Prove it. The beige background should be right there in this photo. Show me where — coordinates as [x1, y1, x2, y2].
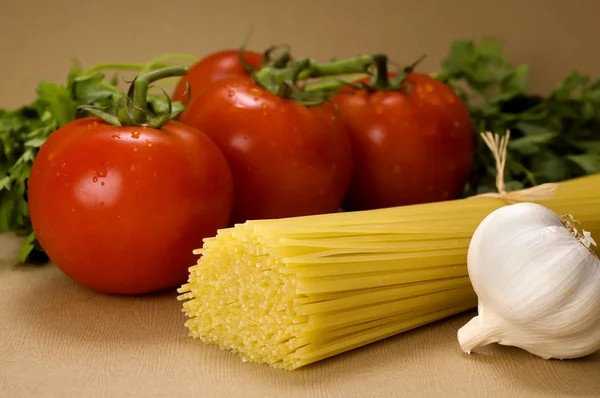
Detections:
[2, 1, 600, 397]
[1, 0, 600, 109]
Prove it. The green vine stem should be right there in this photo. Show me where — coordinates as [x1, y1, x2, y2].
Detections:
[250, 54, 383, 106]
[241, 51, 425, 106]
[253, 54, 378, 89]
[79, 66, 188, 129]
[302, 54, 428, 95]
[84, 53, 198, 76]
[302, 73, 370, 93]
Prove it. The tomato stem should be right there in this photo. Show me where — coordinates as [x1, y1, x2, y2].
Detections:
[268, 50, 293, 69]
[306, 54, 428, 95]
[302, 74, 369, 93]
[274, 58, 311, 97]
[130, 66, 187, 123]
[250, 54, 380, 107]
[372, 54, 428, 92]
[78, 66, 189, 128]
[372, 54, 391, 89]
[253, 54, 377, 89]
[299, 55, 378, 79]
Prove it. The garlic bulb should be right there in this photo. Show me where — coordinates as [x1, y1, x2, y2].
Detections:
[458, 202, 600, 359]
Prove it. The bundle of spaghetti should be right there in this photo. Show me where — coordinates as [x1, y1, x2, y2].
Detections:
[177, 133, 600, 370]
[177, 172, 600, 370]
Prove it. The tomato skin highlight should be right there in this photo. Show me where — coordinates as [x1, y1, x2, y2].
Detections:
[333, 73, 475, 210]
[172, 49, 263, 103]
[27, 117, 234, 295]
[179, 77, 354, 223]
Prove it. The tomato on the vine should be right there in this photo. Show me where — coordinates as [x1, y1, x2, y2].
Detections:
[333, 72, 475, 211]
[27, 67, 234, 295]
[179, 76, 354, 224]
[172, 49, 262, 104]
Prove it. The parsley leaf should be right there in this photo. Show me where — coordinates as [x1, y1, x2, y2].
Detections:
[438, 38, 600, 196]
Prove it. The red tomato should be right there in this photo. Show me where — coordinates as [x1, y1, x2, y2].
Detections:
[333, 73, 475, 210]
[27, 117, 234, 295]
[179, 77, 354, 223]
[172, 49, 263, 104]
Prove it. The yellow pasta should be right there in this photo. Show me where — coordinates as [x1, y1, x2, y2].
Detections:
[177, 172, 600, 371]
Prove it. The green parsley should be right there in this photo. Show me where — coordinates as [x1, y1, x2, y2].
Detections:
[437, 38, 600, 196]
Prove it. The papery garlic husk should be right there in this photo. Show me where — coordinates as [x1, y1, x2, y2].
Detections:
[457, 202, 600, 360]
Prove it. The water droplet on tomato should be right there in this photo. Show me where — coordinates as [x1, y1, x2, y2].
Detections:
[425, 84, 434, 92]
[92, 176, 98, 183]
[130, 165, 136, 172]
[148, 156, 152, 160]
[71, 207, 75, 212]
[61, 162, 66, 168]
[147, 141, 153, 147]
[153, 171, 158, 177]
[133, 146, 138, 152]
[96, 166, 107, 178]
[262, 111, 268, 116]
[100, 201, 105, 206]
[446, 95, 455, 104]
[131, 131, 141, 139]
[261, 103, 267, 109]
[101, 181, 105, 186]
[55, 172, 60, 177]
[253, 96, 259, 101]
[228, 90, 235, 97]
[111, 134, 121, 139]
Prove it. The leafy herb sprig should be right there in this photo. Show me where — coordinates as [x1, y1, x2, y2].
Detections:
[436, 38, 600, 196]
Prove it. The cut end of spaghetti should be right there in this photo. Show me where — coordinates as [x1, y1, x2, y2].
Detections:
[179, 223, 301, 369]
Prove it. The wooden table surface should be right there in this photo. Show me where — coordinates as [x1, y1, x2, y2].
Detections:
[1, 233, 599, 398]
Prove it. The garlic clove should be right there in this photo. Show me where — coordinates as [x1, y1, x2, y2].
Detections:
[457, 313, 500, 355]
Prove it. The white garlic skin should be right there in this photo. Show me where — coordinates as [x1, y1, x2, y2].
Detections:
[458, 202, 600, 360]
